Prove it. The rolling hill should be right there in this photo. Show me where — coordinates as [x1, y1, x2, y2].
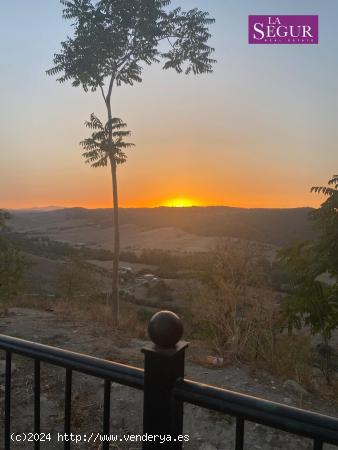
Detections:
[10, 206, 315, 248]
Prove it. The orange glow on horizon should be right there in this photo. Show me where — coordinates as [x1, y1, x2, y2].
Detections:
[4, 193, 321, 210]
[159, 197, 201, 208]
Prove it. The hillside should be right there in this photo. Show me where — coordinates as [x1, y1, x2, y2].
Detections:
[10, 206, 315, 247]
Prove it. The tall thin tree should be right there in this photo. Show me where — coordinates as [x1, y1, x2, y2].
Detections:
[47, 0, 216, 324]
[80, 113, 133, 321]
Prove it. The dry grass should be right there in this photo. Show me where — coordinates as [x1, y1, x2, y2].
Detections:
[186, 241, 338, 393]
[252, 333, 312, 385]
[2, 289, 337, 399]
[54, 298, 148, 340]
[1, 294, 148, 341]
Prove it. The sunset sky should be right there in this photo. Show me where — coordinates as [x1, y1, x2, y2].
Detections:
[1, 0, 338, 209]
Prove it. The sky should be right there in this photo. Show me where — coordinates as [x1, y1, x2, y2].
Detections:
[1, 0, 338, 209]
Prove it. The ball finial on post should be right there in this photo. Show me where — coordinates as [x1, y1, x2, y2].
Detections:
[148, 311, 183, 348]
[143, 311, 187, 447]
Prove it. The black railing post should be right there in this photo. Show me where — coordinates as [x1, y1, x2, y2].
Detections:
[142, 311, 188, 450]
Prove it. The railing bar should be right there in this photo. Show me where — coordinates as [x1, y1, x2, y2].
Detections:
[102, 379, 111, 450]
[235, 417, 244, 450]
[64, 369, 72, 450]
[175, 379, 338, 429]
[0, 335, 143, 389]
[313, 439, 323, 450]
[4, 351, 11, 450]
[34, 360, 41, 450]
[173, 381, 338, 445]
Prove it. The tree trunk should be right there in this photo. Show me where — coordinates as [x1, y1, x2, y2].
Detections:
[106, 82, 120, 326]
[110, 158, 120, 325]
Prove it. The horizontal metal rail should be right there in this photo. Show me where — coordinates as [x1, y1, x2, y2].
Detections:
[174, 379, 338, 446]
[0, 334, 144, 389]
[1, 332, 338, 450]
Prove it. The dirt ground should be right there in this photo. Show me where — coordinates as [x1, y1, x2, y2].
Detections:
[0, 308, 337, 450]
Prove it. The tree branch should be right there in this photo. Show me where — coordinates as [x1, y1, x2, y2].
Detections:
[166, 37, 175, 48]
[114, 29, 139, 76]
[99, 85, 106, 103]
[106, 73, 115, 104]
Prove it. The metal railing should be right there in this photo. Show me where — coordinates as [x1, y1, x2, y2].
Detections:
[1, 311, 338, 450]
[0, 334, 143, 450]
[174, 380, 338, 450]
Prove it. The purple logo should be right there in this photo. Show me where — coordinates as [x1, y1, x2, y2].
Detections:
[248, 15, 319, 44]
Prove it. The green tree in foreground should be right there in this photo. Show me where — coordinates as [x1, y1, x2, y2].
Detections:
[311, 174, 338, 277]
[0, 210, 25, 300]
[0, 210, 10, 231]
[280, 175, 338, 382]
[47, 0, 216, 325]
[0, 247, 26, 300]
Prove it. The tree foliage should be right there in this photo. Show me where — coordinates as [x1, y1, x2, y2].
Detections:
[0, 210, 11, 232]
[0, 247, 26, 300]
[280, 242, 338, 337]
[80, 114, 134, 167]
[280, 176, 338, 382]
[310, 174, 338, 277]
[47, 0, 216, 91]
[0, 211, 25, 299]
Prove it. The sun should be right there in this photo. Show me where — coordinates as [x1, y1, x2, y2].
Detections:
[161, 197, 200, 208]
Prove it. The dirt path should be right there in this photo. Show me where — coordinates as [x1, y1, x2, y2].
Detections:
[0, 308, 337, 450]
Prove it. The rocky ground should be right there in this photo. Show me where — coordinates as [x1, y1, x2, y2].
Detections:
[0, 308, 337, 450]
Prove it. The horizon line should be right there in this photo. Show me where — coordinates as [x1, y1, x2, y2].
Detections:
[5, 204, 315, 211]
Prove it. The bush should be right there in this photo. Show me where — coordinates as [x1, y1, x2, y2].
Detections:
[190, 241, 278, 356]
[137, 308, 153, 323]
[249, 331, 311, 383]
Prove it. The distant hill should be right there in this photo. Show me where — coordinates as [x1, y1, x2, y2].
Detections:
[8, 206, 65, 212]
[10, 206, 315, 247]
